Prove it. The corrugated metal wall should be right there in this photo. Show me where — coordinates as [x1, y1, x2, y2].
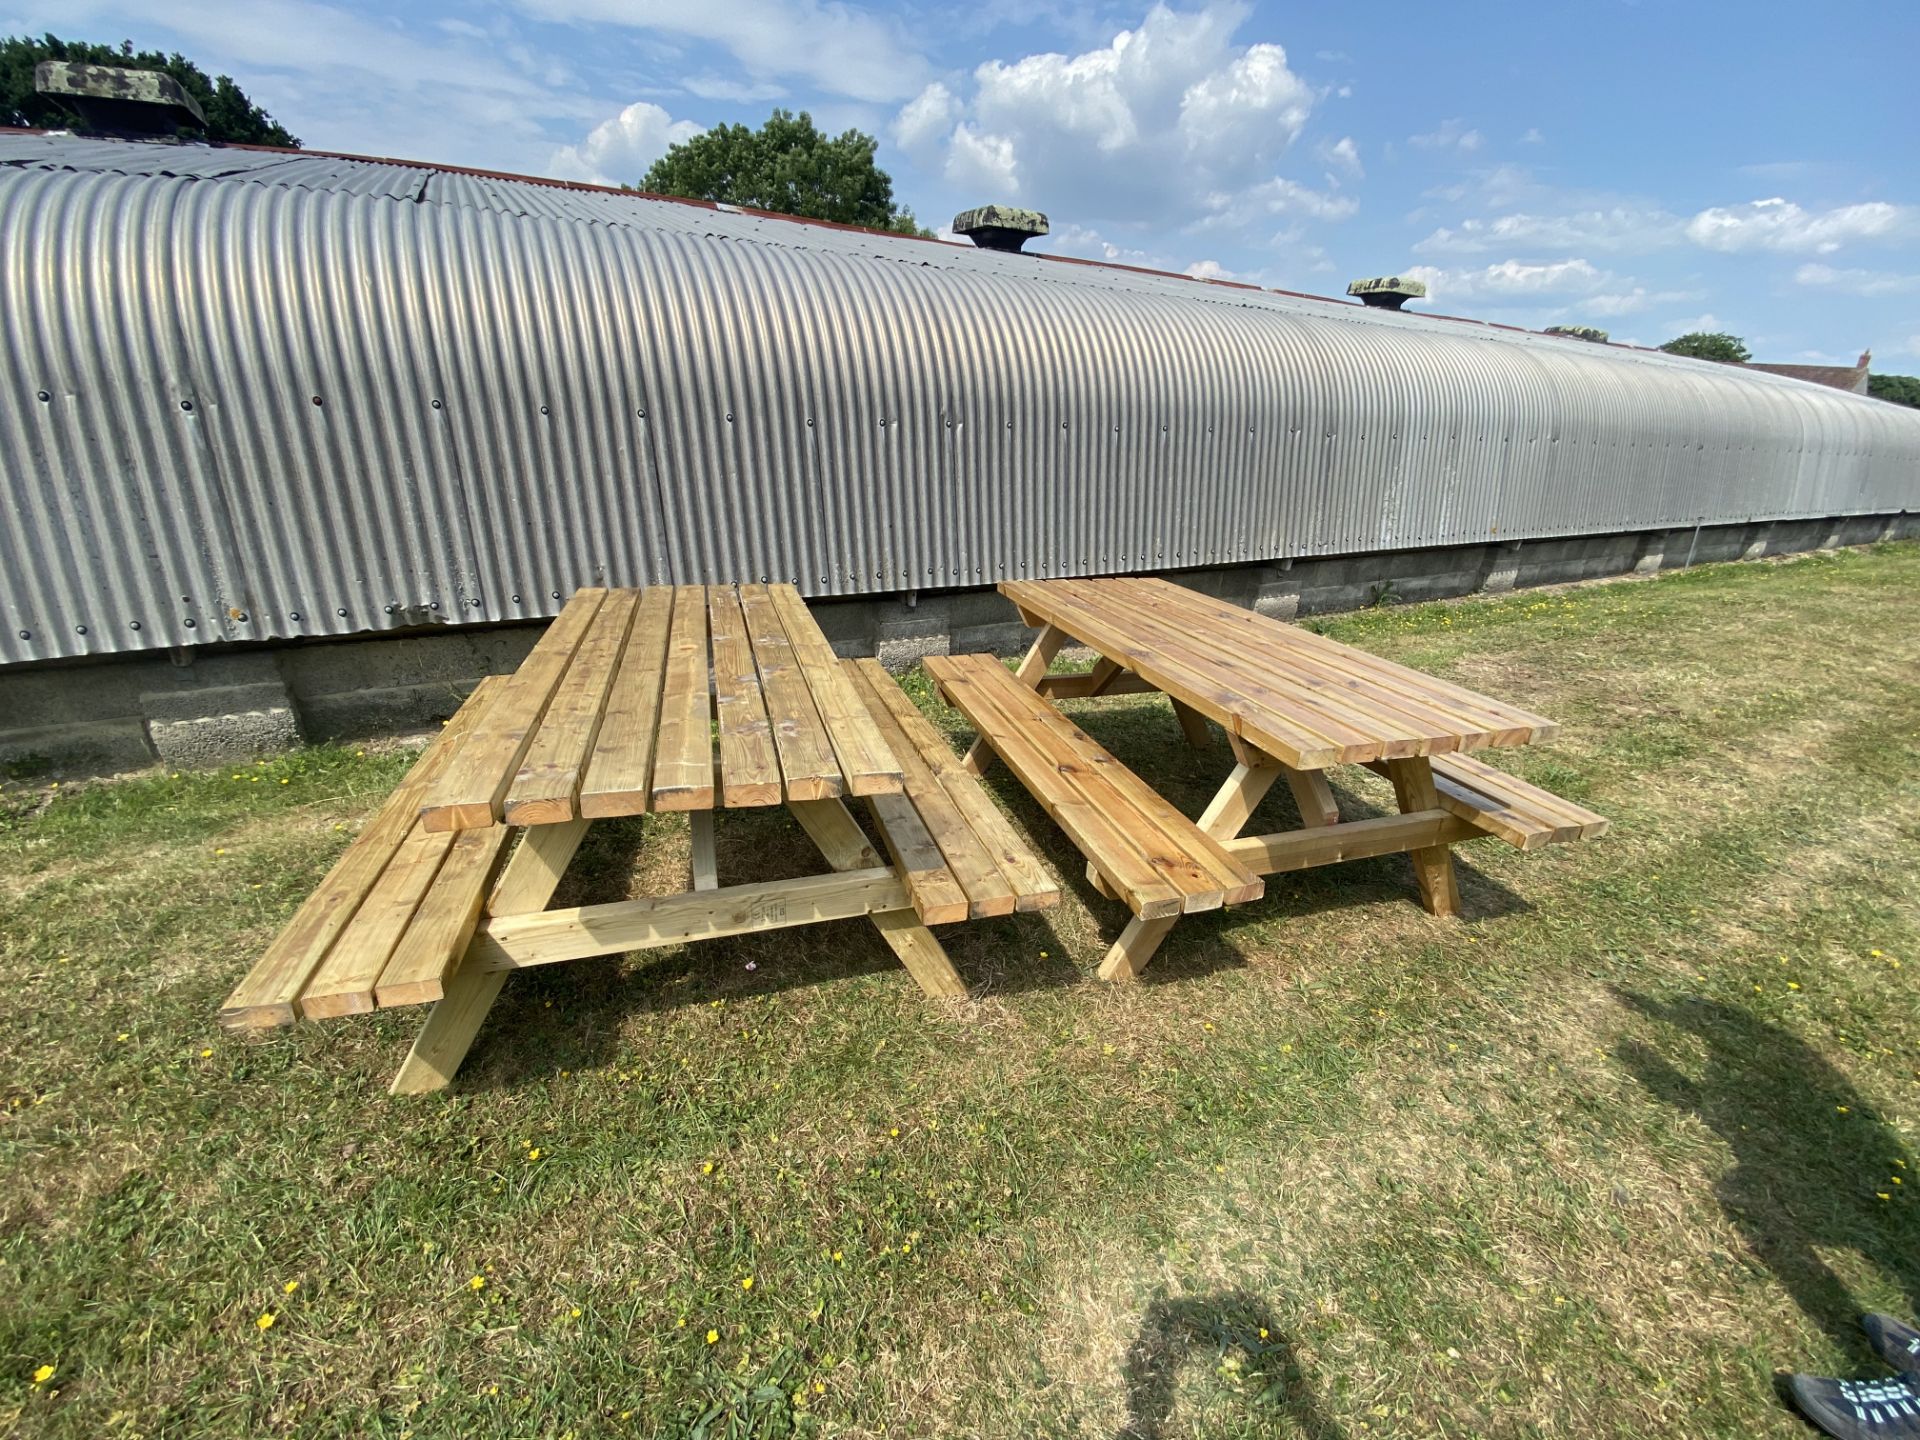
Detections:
[3, 132, 1917, 665]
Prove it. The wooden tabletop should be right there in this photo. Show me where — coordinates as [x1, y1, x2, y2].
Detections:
[1001, 577, 1558, 771]
[420, 585, 902, 831]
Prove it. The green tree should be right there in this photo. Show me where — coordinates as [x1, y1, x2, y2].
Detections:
[1, 34, 298, 146]
[1659, 331, 1751, 364]
[1867, 374, 1920, 409]
[1545, 324, 1609, 344]
[642, 109, 928, 235]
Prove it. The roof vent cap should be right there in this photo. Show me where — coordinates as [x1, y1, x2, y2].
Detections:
[1347, 275, 1426, 311]
[953, 205, 1049, 253]
[33, 61, 206, 137]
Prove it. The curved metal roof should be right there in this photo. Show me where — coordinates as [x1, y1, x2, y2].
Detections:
[2, 130, 1916, 665]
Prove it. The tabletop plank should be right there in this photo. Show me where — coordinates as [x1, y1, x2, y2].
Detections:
[708, 586, 784, 807]
[650, 585, 717, 811]
[768, 584, 902, 796]
[421, 590, 606, 830]
[579, 587, 675, 818]
[503, 589, 639, 825]
[1002, 577, 1557, 766]
[739, 583, 843, 801]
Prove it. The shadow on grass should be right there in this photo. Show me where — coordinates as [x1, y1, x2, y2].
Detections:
[1119, 1289, 1347, 1439]
[1614, 992, 1920, 1362]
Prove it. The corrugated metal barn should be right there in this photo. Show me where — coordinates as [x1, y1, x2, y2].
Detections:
[3, 129, 1917, 669]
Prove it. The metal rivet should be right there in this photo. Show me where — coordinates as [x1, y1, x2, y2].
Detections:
[637, 410, 647, 419]
[551, 591, 561, 600]
[18, 629, 30, 639]
[511, 594, 521, 603]
[725, 413, 733, 422]
[428, 602, 439, 611]
[806, 417, 814, 426]
[36, 390, 50, 403]
[289, 612, 301, 621]
[540, 405, 550, 416]
[311, 396, 323, 407]
[337, 608, 347, 617]
[129, 620, 141, 631]
[432, 399, 443, 409]
[75, 624, 87, 634]
[183, 619, 196, 628]
[180, 400, 193, 412]
[385, 605, 396, 614]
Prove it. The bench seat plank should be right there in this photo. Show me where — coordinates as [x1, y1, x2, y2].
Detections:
[219, 676, 505, 1029]
[925, 653, 1262, 918]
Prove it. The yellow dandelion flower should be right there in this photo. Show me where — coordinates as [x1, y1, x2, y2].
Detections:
[1259, 1327, 1269, 1340]
[831, 1250, 843, 1263]
[1878, 1192, 1892, 1201]
[256, 1312, 276, 1331]
[200, 1047, 213, 1058]
[570, 1307, 582, 1318]
[901, 1242, 912, 1254]
[214, 848, 228, 856]
[283, 1280, 299, 1294]
[469, 1275, 487, 1292]
[116, 1033, 129, 1042]
[527, 1147, 541, 1161]
[741, 1277, 754, 1291]
[706, 1329, 719, 1344]
[33, 1364, 55, 1385]
[1872, 949, 1884, 957]
[1787, 982, 1801, 991]
[1838, 1106, 1851, 1114]
[701, 1161, 714, 1175]
[889, 1127, 900, 1138]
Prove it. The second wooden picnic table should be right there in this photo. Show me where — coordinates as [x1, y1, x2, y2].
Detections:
[925, 577, 1607, 981]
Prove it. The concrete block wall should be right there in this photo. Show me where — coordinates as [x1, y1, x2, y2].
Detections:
[3, 513, 1911, 774]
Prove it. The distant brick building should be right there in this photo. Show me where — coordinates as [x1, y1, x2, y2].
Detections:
[1747, 350, 1871, 394]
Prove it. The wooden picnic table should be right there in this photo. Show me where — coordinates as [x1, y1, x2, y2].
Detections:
[220, 585, 1058, 1093]
[925, 577, 1606, 981]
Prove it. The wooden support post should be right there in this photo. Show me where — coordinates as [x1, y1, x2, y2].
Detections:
[963, 624, 1066, 776]
[789, 799, 967, 998]
[1169, 697, 1212, 749]
[390, 818, 589, 1095]
[1382, 758, 1462, 918]
[1283, 766, 1341, 827]
[1098, 915, 1178, 982]
[688, 810, 718, 891]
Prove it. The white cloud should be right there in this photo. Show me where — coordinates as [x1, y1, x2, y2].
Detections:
[894, 5, 1329, 232]
[549, 101, 703, 186]
[1579, 287, 1703, 317]
[1684, 197, 1916, 254]
[1793, 262, 1920, 296]
[1317, 135, 1362, 177]
[1230, 176, 1357, 221]
[1519, 127, 1544, 144]
[1414, 207, 1681, 255]
[894, 82, 962, 157]
[1410, 117, 1482, 152]
[679, 74, 787, 104]
[1185, 258, 1237, 280]
[514, 0, 929, 104]
[1661, 312, 1722, 336]
[1403, 258, 1610, 303]
[946, 124, 1021, 195]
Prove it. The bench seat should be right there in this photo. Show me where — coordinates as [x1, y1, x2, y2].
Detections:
[841, 659, 1060, 923]
[220, 678, 514, 1029]
[923, 653, 1263, 920]
[1367, 752, 1609, 850]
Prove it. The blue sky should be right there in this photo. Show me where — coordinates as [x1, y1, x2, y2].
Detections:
[15, 0, 1920, 364]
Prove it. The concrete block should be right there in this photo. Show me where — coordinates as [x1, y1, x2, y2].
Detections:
[0, 719, 153, 772]
[148, 706, 301, 768]
[951, 621, 1032, 655]
[138, 681, 291, 724]
[874, 618, 951, 671]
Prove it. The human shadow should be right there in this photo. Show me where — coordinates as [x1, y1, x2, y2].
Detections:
[1614, 991, 1919, 1362]
[1119, 1289, 1347, 1439]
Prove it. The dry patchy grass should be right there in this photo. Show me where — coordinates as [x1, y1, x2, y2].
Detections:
[1, 543, 1917, 1439]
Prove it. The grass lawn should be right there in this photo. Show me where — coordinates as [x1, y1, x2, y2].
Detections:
[3, 542, 1917, 1439]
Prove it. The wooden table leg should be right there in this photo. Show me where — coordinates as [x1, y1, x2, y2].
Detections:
[963, 623, 1066, 776]
[689, 810, 718, 891]
[1381, 758, 1462, 918]
[1094, 750, 1283, 980]
[1169, 698, 1212, 749]
[1283, 766, 1340, 827]
[789, 798, 967, 998]
[389, 818, 590, 1095]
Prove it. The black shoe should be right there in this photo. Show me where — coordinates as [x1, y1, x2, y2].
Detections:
[1789, 1374, 1920, 1438]
[1866, 1316, 1920, 1380]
